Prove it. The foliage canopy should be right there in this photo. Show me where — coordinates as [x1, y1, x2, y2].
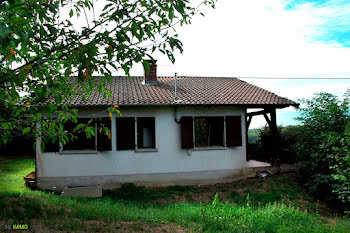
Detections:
[0, 0, 215, 147]
[295, 92, 349, 211]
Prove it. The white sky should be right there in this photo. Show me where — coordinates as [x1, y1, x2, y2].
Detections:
[70, 0, 350, 128]
[126, 0, 350, 128]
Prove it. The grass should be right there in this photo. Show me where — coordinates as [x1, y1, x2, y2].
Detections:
[0, 157, 349, 232]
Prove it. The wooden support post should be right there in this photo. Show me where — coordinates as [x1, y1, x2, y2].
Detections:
[269, 108, 280, 166]
[246, 116, 252, 131]
[245, 108, 249, 161]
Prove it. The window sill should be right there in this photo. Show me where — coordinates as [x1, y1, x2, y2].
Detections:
[193, 146, 227, 151]
[59, 150, 99, 154]
[135, 148, 158, 152]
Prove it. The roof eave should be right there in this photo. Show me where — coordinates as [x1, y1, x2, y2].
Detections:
[69, 103, 299, 109]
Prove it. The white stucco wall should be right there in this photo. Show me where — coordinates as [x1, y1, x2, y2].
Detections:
[36, 106, 247, 189]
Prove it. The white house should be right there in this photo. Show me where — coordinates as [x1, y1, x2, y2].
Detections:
[36, 62, 297, 191]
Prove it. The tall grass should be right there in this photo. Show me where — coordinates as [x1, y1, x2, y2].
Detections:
[200, 193, 340, 232]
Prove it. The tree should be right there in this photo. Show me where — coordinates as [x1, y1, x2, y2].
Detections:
[0, 0, 215, 148]
[295, 92, 349, 211]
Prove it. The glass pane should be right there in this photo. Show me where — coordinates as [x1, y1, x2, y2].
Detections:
[63, 118, 96, 151]
[208, 117, 224, 146]
[195, 118, 208, 147]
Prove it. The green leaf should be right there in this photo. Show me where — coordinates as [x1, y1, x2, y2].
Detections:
[0, 24, 11, 38]
[142, 60, 150, 74]
[69, 9, 74, 17]
[23, 127, 31, 134]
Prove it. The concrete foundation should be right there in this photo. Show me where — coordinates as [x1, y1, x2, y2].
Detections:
[37, 169, 246, 191]
[62, 186, 102, 198]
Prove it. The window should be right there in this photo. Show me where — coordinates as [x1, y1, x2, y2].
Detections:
[116, 117, 156, 150]
[63, 118, 112, 151]
[137, 117, 155, 149]
[180, 116, 242, 149]
[194, 117, 224, 147]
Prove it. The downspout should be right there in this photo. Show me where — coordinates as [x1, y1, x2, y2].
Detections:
[174, 73, 181, 123]
[174, 106, 180, 123]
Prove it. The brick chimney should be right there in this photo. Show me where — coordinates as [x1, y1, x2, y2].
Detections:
[143, 60, 157, 85]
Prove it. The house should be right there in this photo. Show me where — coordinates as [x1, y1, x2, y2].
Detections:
[36, 62, 298, 191]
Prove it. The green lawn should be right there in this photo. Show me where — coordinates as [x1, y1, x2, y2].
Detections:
[0, 158, 349, 232]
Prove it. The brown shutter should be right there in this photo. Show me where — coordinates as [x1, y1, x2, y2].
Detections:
[116, 118, 135, 150]
[225, 116, 242, 147]
[97, 118, 112, 151]
[181, 116, 194, 149]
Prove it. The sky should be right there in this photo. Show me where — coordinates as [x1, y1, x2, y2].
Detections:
[124, 0, 350, 128]
[70, 0, 350, 128]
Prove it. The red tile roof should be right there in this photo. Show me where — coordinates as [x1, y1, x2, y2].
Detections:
[65, 76, 298, 107]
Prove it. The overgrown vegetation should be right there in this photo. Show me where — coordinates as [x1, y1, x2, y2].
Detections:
[1, 158, 349, 232]
[295, 92, 350, 212]
[248, 125, 302, 163]
[248, 92, 350, 213]
[200, 193, 346, 233]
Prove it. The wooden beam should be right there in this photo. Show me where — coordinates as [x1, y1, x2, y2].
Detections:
[247, 109, 269, 117]
[263, 113, 271, 127]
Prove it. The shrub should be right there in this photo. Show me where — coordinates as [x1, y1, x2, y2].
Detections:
[248, 125, 302, 164]
[295, 92, 349, 211]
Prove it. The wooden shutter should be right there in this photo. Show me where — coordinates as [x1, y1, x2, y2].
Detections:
[116, 118, 135, 150]
[97, 118, 112, 151]
[181, 116, 194, 149]
[225, 116, 242, 147]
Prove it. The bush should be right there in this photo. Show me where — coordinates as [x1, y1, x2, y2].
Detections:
[295, 92, 349, 211]
[248, 125, 302, 164]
